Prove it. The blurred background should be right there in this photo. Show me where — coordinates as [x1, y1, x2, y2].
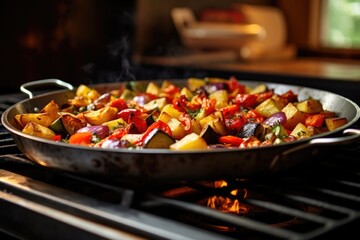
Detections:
[1, 0, 359, 98]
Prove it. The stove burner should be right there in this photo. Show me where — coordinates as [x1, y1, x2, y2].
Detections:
[160, 181, 323, 235]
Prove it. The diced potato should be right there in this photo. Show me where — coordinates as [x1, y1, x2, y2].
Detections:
[209, 90, 228, 109]
[40, 100, 60, 123]
[296, 99, 323, 113]
[160, 104, 183, 119]
[170, 133, 208, 150]
[143, 97, 167, 112]
[76, 84, 92, 97]
[15, 112, 53, 128]
[160, 80, 173, 90]
[325, 117, 348, 131]
[22, 122, 56, 140]
[83, 106, 118, 125]
[255, 98, 283, 118]
[282, 103, 305, 130]
[187, 78, 206, 91]
[199, 112, 227, 136]
[87, 89, 101, 102]
[271, 94, 288, 110]
[290, 123, 312, 139]
[146, 82, 161, 96]
[157, 112, 172, 123]
[76, 85, 101, 102]
[180, 87, 193, 99]
[68, 96, 89, 107]
[249, 84, 267, 94]
[102, 118, 127, 132]
[191, 119, 202, 135]
[167, 118, 186, 140]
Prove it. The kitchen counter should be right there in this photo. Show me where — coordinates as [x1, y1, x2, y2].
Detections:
[136, 54, 360, 82]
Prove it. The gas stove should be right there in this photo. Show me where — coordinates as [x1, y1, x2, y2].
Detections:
[0, 92, 359, 240]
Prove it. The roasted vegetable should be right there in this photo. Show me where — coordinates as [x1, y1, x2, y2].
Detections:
[143, 129, 176, 149]
[200, 124, 221, 145]
[170, 133, 207, 150]
[237, 123, 265, 140]
[325, 117, 348, 131]
[22, 122, 56, 140]
[282, 103, 305, 130]
[14, 77, 346, 150]
[296, 99, 323, 113]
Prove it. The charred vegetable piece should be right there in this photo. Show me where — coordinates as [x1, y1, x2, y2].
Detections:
[237, 122, 264, 140]
[83, 106, 118, 125]
[325, 117, 348, 131]
[22, 122, 56, 140]
[296, 98, 323, 113]
[200, 124, 220, 145]
[61, 113, 87, 135]
[49, 117, 67, 137]
[143, 129, 175, 149]
[145, 113, 157, 126]
[77, 125, 110, 139]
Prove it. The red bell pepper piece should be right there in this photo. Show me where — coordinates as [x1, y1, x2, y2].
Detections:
[219, 135, 244, 146]
[110, 98, 128, 111]
[68, 132, 92, 145]
[178, 113, 192, 132]
[281, 90, 298, 103]
[305, 114, 325, 127]
[245, 109, 264, 123]
[235, 93, 258, 108]
[226, 76, 245, 94]
[116, 109, 141, 122]
[51, 135, 62, 142]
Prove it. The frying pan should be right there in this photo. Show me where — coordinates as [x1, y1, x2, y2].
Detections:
[2, 79, 360, 182]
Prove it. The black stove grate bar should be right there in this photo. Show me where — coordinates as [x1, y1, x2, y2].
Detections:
[0, 169, 232, 240]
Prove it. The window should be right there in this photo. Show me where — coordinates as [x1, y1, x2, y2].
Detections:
[312, 0, 360, 49]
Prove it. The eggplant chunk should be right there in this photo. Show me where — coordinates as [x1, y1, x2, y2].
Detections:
[200, 124, 220, 145]
[237, 123, 265, 140]
[144, 129, 175, 149]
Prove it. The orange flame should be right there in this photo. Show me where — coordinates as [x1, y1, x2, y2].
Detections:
[207, 180, 248, 215]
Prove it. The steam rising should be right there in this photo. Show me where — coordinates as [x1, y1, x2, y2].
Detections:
[83, 36, 135, 84]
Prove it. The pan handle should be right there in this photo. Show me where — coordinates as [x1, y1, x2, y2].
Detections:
[20, 79, 74, 99]
[271, 128, 360, 169]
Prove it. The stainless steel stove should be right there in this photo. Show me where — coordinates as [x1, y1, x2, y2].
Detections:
[0, 92, 359, 240]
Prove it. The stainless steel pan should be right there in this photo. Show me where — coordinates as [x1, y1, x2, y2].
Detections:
[2, 79, 360, 181]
